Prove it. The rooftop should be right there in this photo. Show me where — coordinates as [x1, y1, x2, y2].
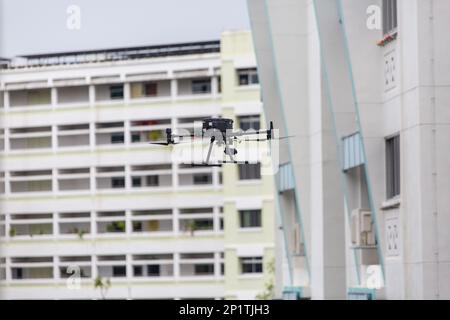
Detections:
[1, 40, 221, 70]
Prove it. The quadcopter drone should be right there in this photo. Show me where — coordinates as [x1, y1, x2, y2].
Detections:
[149, 117, 288, 167]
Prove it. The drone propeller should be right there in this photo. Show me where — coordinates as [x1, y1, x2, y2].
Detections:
[238, 135, 296, 142]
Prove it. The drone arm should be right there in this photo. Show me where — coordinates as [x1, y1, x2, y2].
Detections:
[205, 136, 216, 165]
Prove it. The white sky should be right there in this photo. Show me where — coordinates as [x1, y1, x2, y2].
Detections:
[0, 0, 250, 57]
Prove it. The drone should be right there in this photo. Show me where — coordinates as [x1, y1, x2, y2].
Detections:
[149, 117, 288, 167]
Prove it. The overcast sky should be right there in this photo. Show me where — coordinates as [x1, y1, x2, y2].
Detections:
[0, 0, 250, 57]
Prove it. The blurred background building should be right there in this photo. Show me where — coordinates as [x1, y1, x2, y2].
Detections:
[248, 0, 450, 300]
[0, 30, 277, 299]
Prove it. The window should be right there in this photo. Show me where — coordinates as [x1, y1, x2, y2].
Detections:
[238, 163, 261, 180]
[385, 134, 400, 199]
[131, 133, 141, 143]
[192, 79, 211, 94]
[132, 177, 142, 187]
[109, 85, 124, 100]
[147, 265, 160, 276]
[144, 82, 158, 97]
[240, 257, 263, 274]
[382, 0, 397, 35]
[238, 115, 260, 131]
[111, 133, 124, 144]
[112, 266, 126, 277]
[146, 175, 159, 187]
[112, 177, 125, 189]
[194, 264, 214, 275]
[239, 210, 262, 228]
[193, 173, 212, 185]
[238, 68, 259, 86]
[133, 266, 143, 277]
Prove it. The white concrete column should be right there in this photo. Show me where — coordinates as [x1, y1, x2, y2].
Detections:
[53, 212, 59, 238]
[5, 213, 11, 240]
[214, 252, 221, 279]
[170, 78, 178, 101]
[3, 91, 9, 110]
[5, 256, 11, 282]
[173, 252, 180, 280]
[90, 167, 96, 194]
[53, 256, 59, 281]
[52, 125, 57, 152]
[172, 162, 179, 191]
[124, 120, 131, 146]
[51, 87, 58, 108]
[4, 171, 10, 195]
[90, 210, 97, 238]
[4, 126, 10, 152]
[125, 165, 131, 191]
[211, 75, 219, 98]
[89, 122, 96, 150]
[173, 208, 179, 236]
[124, 82, 131, 105]
[52, 168, 58, 193]
[89, 85, 96, 107]
[212, 167, 219, 190]
[126, 254, 132, 281]
[125, 209, 132, 237]
[213, 206, 220, 233]
[91, 254, 98, 279]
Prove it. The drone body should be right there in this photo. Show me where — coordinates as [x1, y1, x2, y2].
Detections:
[150, 117, 281, 167]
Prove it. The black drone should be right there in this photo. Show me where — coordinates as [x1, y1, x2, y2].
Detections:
[150, 117, 286, 166]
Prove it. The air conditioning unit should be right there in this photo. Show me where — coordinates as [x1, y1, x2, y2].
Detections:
[351, 209, 376, 247]
[293, 223, 305, 256]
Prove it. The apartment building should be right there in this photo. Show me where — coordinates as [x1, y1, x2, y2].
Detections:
[0, 30, 276, 299]
[248, 0, 450, 299]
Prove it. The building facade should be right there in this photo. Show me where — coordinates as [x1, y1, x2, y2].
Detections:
[248, 0, 450, 299]
[0, 31, 276, 299]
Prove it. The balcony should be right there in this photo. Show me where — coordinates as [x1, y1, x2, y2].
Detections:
[97, 255, 127, 278]
[96, 166, 125, 190]
[96, 211, 126, 235]
[178, 77, 212, 99]
[57, 168, 90, 191]
[95, 83, 124, 104]
[9, 126, 52, 151]
[9, 170, 52, 193]
[10, 257, 54, 280]
[178, 165, 214, 188]
[131, 210, 173, 235]
[130, 164, 172, 189]
[9, 88, 51, 109]
[4, 251, 224, 282]
[57, 85, 89, 106]
[59, 256, 92, 279]
[130, 80, 171, 101]
[179, 208, 215, 236]
[95, 122, 125, 146]
[9, 213, 53, 238]
[131, 254, 174, 279]
[129, 119, 170, 144]
[179, 253, 216, 278]
[58, 212, 91, 237]
[57, 124, 90, 148]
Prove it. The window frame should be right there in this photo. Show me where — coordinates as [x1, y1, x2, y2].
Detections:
[385, 134, 400, 199]
[191, 78, 211, 94]
[238, 163, 261, 181]
[382, 0, 398, 36]
[239, 209, 262, 229]
[240, 257, 263, 274]
[109, 85, 124, 100]
[238, 115, 261, 131]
